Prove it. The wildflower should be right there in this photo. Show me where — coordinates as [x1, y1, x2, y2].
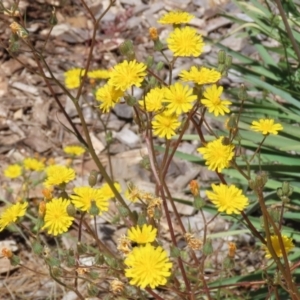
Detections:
[42, 188, 53, 200]
[110, 279, 124, 294]
[250, 119, 283, 135]
[197, 137, 235, 172]
[23, 157, 45, 171]
[95, 84, 124, 112]
[117, 235, 131, 255]
[139, 87, 165, 112]
[128, 224, 157, 244]
[201, 84, 232, 116]
[42, 198, 74, 236]
[263, 235, 294, 259]
[165, 82, 196, 115]
[87, 69, 111, 79]
[147, 197, 162, 218]
[158, 11, 194, 24]
[38, 201, 46, 218]
[206, 184, 249, 214]
[2, 248, 13, 258]
[152, 113, 180, 139]
[125, 184, 141, 203]
[185, 233, 202, 250]
[0, 202, 28, 231]
[70, 186, 109, 214]
[149, 27, 158, 40]
[100, 182, 121, 201]
[64, 68, 85, 89]
[180, 66, 221, 85]
[167, 26, 204, 57]
[63, 145, 85, 156]
[189, 180, 200, 196]
[44, 165, 76, 187]
[228, 242, 236, 258]
[4, 164, 22, 179]
[108, 60, 147, 91]
[124, 243, 172, 289]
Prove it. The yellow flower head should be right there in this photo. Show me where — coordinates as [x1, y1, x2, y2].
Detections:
[95, 83, 124, 113]
[0, 202, 28, 232]
[149, 27, 158, 40]
[152, 112, 181, 139]
[63, 145, 85, 156]
[42, 198, 74, 236]
[197, 137, 235, 172]
[139, 87, 165, 112]
[180, 66, 221, 85]
[70, 186, 109, 214]
[4, 164, 22, 179]
[64, 68, 85, 89]
[44, 165, 76, 187]
[201, 84, 232, 116]
[124, 243, 172, 289]
[167, 26, 204, 57]
[23, 157, 45, 171]
[127, 224, 157, 244]
[125, 184, 142, 203]
[108, 60, 147, 91]
[250, 119, 283, 135]
[206, 184, 249, 214]
[100, 182, 121, 201]
[158, 11, 194, 24]
[263, 235, 294, 259]
[87, 69, 111, 79]
[165, 82, 197, 115]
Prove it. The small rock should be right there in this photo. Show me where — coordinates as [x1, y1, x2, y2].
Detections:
[113, 103, 133, 119]
[114, 127, 139, 148]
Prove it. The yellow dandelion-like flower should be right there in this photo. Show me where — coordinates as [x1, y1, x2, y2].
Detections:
[0, 202, 28, 232]
[127, 224, 157, 244]
[95, 83, 124, 113]
[125, 243, 172, 289]
[42, 198, 74, 236]
[23, 158, 45, 171]
[167, 26, 204, 57]
[180, 66, 221, 85]
[100, 182, 121, 201]
[201, 84, 232, 116]
[44, 165, 76, 187]
[63, 145, 85, 156]
[139, 87, 165, 112]
[263, 235, 294, 259]
[70, 186, 109, 214]
[4, 164, 22, 179]
[165, 82, 196, 115]
[158, 11, 194, 24]
[206, 184, 249, 214]
[87, 69, 111, 79]
[108, 60, 147, 91]
[197, 137, 235, 172]
[152, 112, 181, 139]
[64, 68, 85, 89]
[250, 119, 283, 135]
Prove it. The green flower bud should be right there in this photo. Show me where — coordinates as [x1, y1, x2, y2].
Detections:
[203, 239, 213, 255]
[154, 39, 164, 51]
[89, 271, 99, 280]
[77, 242, 88, 255]
[282, 181, 293, 197]
[223, 256, 234, 269]
[118, 205, 129, 217]
[225, 55, 232, 67]
[94, 253, 104, 265]
[89, 200, 100, 216]
[45, 256, 60, 267]
[170, 245, 181, 258]
[238, 84, 247, 101]
[49, 8, 58, 26]
[88, 170, 98, 187]
[218, 50, 226, 64]
[32, 240, 43, 255]
[137, 213, 147, 226]
[105, 130, 114, 145]
[88, 284, 99, 297]
[52, 266, 62, 277]
[156, 61, 164, 71]
[125, 95, 137, 106]
[146, 55, 154, 67]
[119, 40, 134, 56]
[67, 203, 76, 217]
[193, 195, 205, 210]
[10, 254, 20, 266]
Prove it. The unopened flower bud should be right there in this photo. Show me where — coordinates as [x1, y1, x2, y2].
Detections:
[218, 50, 226, 64]
[146, 55, 154, 68]
[42, 188, 53, 200]
[228, 242, 236, 258]
[67, 203, 76, 217]
[149, 27, 158, 40]
[189, 180, 199, 196]
[38, 201, 46, 218]
[88, 170, 98, 187]
[193, 195, 205, 209]
[170, 245, 181, 258]
[223, 256, 234, 269]
[282, 181, 293, 197]
[156, 61, 164, 71]
[49, 8, 58, 26]
[119, 40, 134, 56]
[238, 84, 247, 102]
[32, 240, 43, 255]
[88, 284, 99, 297]
[89, 200, 100, 216]
[137, 213, 147, 226]
[225, 55, 232, 67]
[203, 239, 213, 255]
[52, 266, 62, 277]
[118, 205, 129, 217]
[77, 242, 88, 255]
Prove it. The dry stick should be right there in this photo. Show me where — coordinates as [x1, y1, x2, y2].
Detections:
[145, 288, 165, 300]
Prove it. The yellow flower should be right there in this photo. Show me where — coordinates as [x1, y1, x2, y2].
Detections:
[139, 87, 165, 112]
[100, 182, 121, 201]
[64, 68, 85, 89]
[4, 164, 22, 179]
[201, 84, 232, 116]
[63, 145, 85, 156]
[152, 112, 181, 139]
[127, 224, 157, 244]
[70, 186, 109, 214]
[250, 119, 283, 135]
[263, 235, 294, 259]
[149, 27, 158, 40]
[167, 26, 204, 57]
[165, 82, 196, 115]
[158, 11, 194, 24]
[44, 165, 76, 187]
[23, 157, 45, 171]
[42, 198, 74, 236]
[95, 83, 124, 112]
[0, 202, 28, 231]
[108, 60, 147, 91]
[180, 66, 221, 85]
[125, 243, 172, 289]
[87, 69, 111, 79]
[206, 184, 249, 214]
[125, 184, 142, 203]
[197, 137, 235, 172]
